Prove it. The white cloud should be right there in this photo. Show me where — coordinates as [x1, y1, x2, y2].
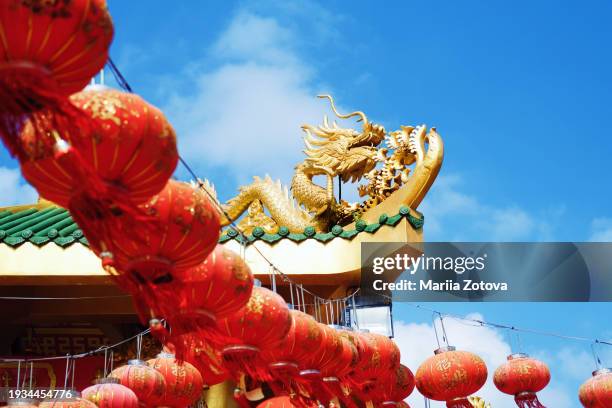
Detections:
[589, 217, 612, 241]
[420, 174, 564, 241]
[0, 166, 37, 207]
[163, 10, 339, 185]
[556, 347, 596, 381]
[537, 384, 574, 407]
[212, 12, 297, 66]
[394, 314, 573, 408]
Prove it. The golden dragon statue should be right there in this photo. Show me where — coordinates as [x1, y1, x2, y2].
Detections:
[217, 95, 444, 234]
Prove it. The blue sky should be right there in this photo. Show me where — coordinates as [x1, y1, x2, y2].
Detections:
[1, 1, 611, 406]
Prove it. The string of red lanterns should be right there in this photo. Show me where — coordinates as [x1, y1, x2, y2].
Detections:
[0, 1, 610, 408]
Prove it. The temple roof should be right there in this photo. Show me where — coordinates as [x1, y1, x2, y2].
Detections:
[0, 200, 424, 248]
[0, 199, 424, 285]
[0, 205, 88, 248]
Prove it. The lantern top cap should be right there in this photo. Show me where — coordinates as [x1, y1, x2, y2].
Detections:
[328, 324, 346, 330]
[508, 352, 529, 360]
[127, 359, 148, 366]
[593, 368, 611, 376]
[434, 346, 456, 354]
[83, 83, 111, 92]
[156, 352, 175, 359]
[96, 377, 120, 384]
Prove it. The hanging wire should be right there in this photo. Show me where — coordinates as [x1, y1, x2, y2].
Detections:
[7, 296, 612, 365]
[103, 349, 108, 377]
[106, 58, 133, 93]
[71, 358, 76, 390]
[294, 284, 300, 311]
[375, 296, 612, 348]
[0, 295, 130, 301]
[332, 299, 337, 324]
[351, 294, 360, 330]
[136, 334, 143, 361]
[63, 355, 71, 389]
[591, 342, 603, 370]
[516, 330, 523, 353]
[300, 285, 306, 314]
[438, 313, 450, 346]
[270, 265, 277, 293]
[507, 327, 516, 353]
[28, 361, 33, 389]
[432, 313, 442, 349]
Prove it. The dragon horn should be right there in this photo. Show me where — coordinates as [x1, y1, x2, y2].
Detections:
[317, 94, 368, 125]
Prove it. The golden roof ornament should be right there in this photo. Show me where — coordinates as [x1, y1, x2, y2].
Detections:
[218, 94, 444, 234]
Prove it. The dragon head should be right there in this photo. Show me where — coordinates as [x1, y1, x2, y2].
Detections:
[301, 95, 386, 183]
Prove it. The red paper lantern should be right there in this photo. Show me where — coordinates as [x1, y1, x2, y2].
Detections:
[151, 245, 254, 344]
[336, 329, 375, 403]
[396, 402, 410, 408]
[351, 332, 401, 393]
[294, 324, 346, 406]
[147, 353, 204, 407]
[579, 368, 612, 408]
[261, 310, 300, 380]
[99, 179, 220, 299]
[256, 396, 298, 408]
[260, 309, 326, 401]
[19, 89, 179, 251]
[109, 359, 166, 407]
[174, 333, 231, 387]
[494, 353, 550, 408]
[216, 286, 292, 378]
[319, 331, 359, 408]
[19, 89, 177, 206]
[287, 311, 325, 375]
[299, 324, 343, 380]
[322, 333, 358, 380]
[415, 347, 488, 408]
[39, 398, 98, 408]
[81, 378, 139, 408]
[375, 364, 416, 405]
[0, 0, 113, 157]
[339, 330, 372, 374]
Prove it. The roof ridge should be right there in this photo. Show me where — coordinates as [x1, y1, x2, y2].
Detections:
[0, 205, 424, 249]
[0, 198, 59, 213]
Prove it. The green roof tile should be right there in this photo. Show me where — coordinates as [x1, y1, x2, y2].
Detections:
[0, 203, 425, 248]
[0, 208, 42, 231]
[0, 206, 81, 248]
[33, 212, 73, 236]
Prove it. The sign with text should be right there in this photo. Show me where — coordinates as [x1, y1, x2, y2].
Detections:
[361, 242, 612, 301]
